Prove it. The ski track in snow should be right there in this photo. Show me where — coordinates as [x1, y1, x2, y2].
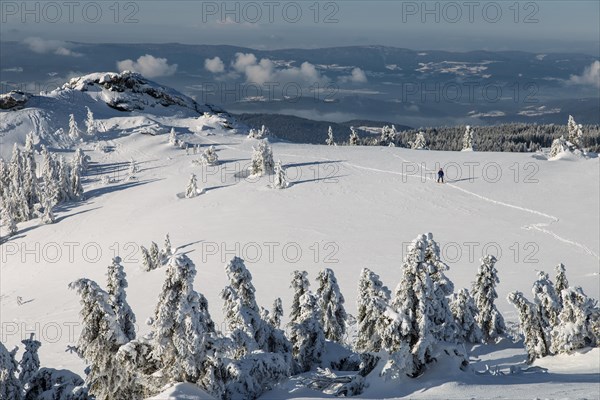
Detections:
[272, 144, 600, 260]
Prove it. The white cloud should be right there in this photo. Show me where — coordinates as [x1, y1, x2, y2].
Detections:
[116, 54, 178, 78]
[23, 37, 82, 57]
[231, 52, 328, 86]
[205, 57, 225, 73]
[339, 67, 368, 84]
[569, 61, 600, 88]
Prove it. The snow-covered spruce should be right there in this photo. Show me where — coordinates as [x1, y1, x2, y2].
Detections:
[289, 270, 311, 325]
[289, 292, 326, 372]
[355, 267, 390, 353]
[507, 291, 549, 363]
[149, 254, 216, 384]
[531, 271, 561, 338]
[410, 131, 428, 150]
[247, 125, 271, 140]
[221, 257, 291, 358]
[85, 107, 97, 136]
[450, 288, 483, 344]
[381, 233, 456, 377]
[68, 114, 82, 141]
[68, 278, 128, 399]
[567, 115, 584, 149]
[315, 268, 347, 343]
[0, 339, 23, 400]
[550, 286, 598, 354]
[380, 125, 397, 147]
[168, 128, 178, 147]
[471, 255, 506, 342]
[106, 257, 137, 341]
[326, 126, 336, 146]
[18, 333, 41, 390]
[23, 367, 89, 400]
[250, 140, 275, 176]
[462, 125, 475, 151]
[272, 160, 290, 189]
[348, 127, 360, 146]
[185, 174, 203, 198]
[554, 263, 569, 299]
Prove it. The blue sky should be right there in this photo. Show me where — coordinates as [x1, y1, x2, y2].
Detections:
[1, 1, 598, 54]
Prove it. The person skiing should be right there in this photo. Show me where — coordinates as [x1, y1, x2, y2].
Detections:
[437, 167, 444, 183]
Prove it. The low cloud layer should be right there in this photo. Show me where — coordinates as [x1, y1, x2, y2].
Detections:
[117, 54, 178, 78]
[23, 37, 82, 57]
[569, 61, 600, 88]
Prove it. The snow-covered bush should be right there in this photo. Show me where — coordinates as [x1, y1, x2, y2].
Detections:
[471, 255, 506, 342]
[200, 146, 219, 165]
[247, 125, 272, 140]
[185, 174, 202, 198]
[250, 141, 275, 176]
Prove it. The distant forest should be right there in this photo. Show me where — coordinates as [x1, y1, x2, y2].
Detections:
[234, 113, 600, 152]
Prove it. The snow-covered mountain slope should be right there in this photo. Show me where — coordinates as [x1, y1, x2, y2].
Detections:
[0, 119, 598, 398]
[0, 71, 231, 159]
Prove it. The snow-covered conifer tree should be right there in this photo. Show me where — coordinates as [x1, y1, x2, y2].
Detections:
[1, 199, 18, 236]
[410, 132, 428, 150]
[149, 254, 216, 383]
[551, 287, 598, 353]
[550, 136, 569, 158]
[106, 257, 136, 341]
[40, 189, 56, 224]
[268, 298, 284, 329]
[289, 293, 325, 372]
[85, 107, 97, 136]
[69, 278, 127, 399]
[140, 246, 154, 271]
[162, 233, 173, 260]
[355, 268, 390, 352]
[22, 132, 38, 211]
[72, 148, 89, 175]
[567, 115, 583, 149]
[149, 242, 161, 268]
[326, 126, 336, 146]
[18, 333, 41, 389]
[381, 233, 455, 377]
[69, 114, 81, 140]
[471, 255, 506, 342]
[315, 268, 347, 342]
[555, 263, 569, 298]
[272, 160, 289, 189]
[168, 128, 178, 146]
[289, 270, 310, 325]
[531, 271, 561, 334]
[221, 257, 268, 356]
[380, 125, 397, 146]
[250, 141, 275, 176]
[70, 166, 84, 201]
[0, 340, 22, 400]
[349, 127, 360, 146]
[507, 291, 549, 363]
[450, 288, 482, 343]
[56, 156, 72, 203]
[462, 125, 475, 151]
[185, 174, 201, 198]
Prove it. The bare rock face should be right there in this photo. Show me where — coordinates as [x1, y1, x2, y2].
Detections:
[0, 91, 30, 110]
